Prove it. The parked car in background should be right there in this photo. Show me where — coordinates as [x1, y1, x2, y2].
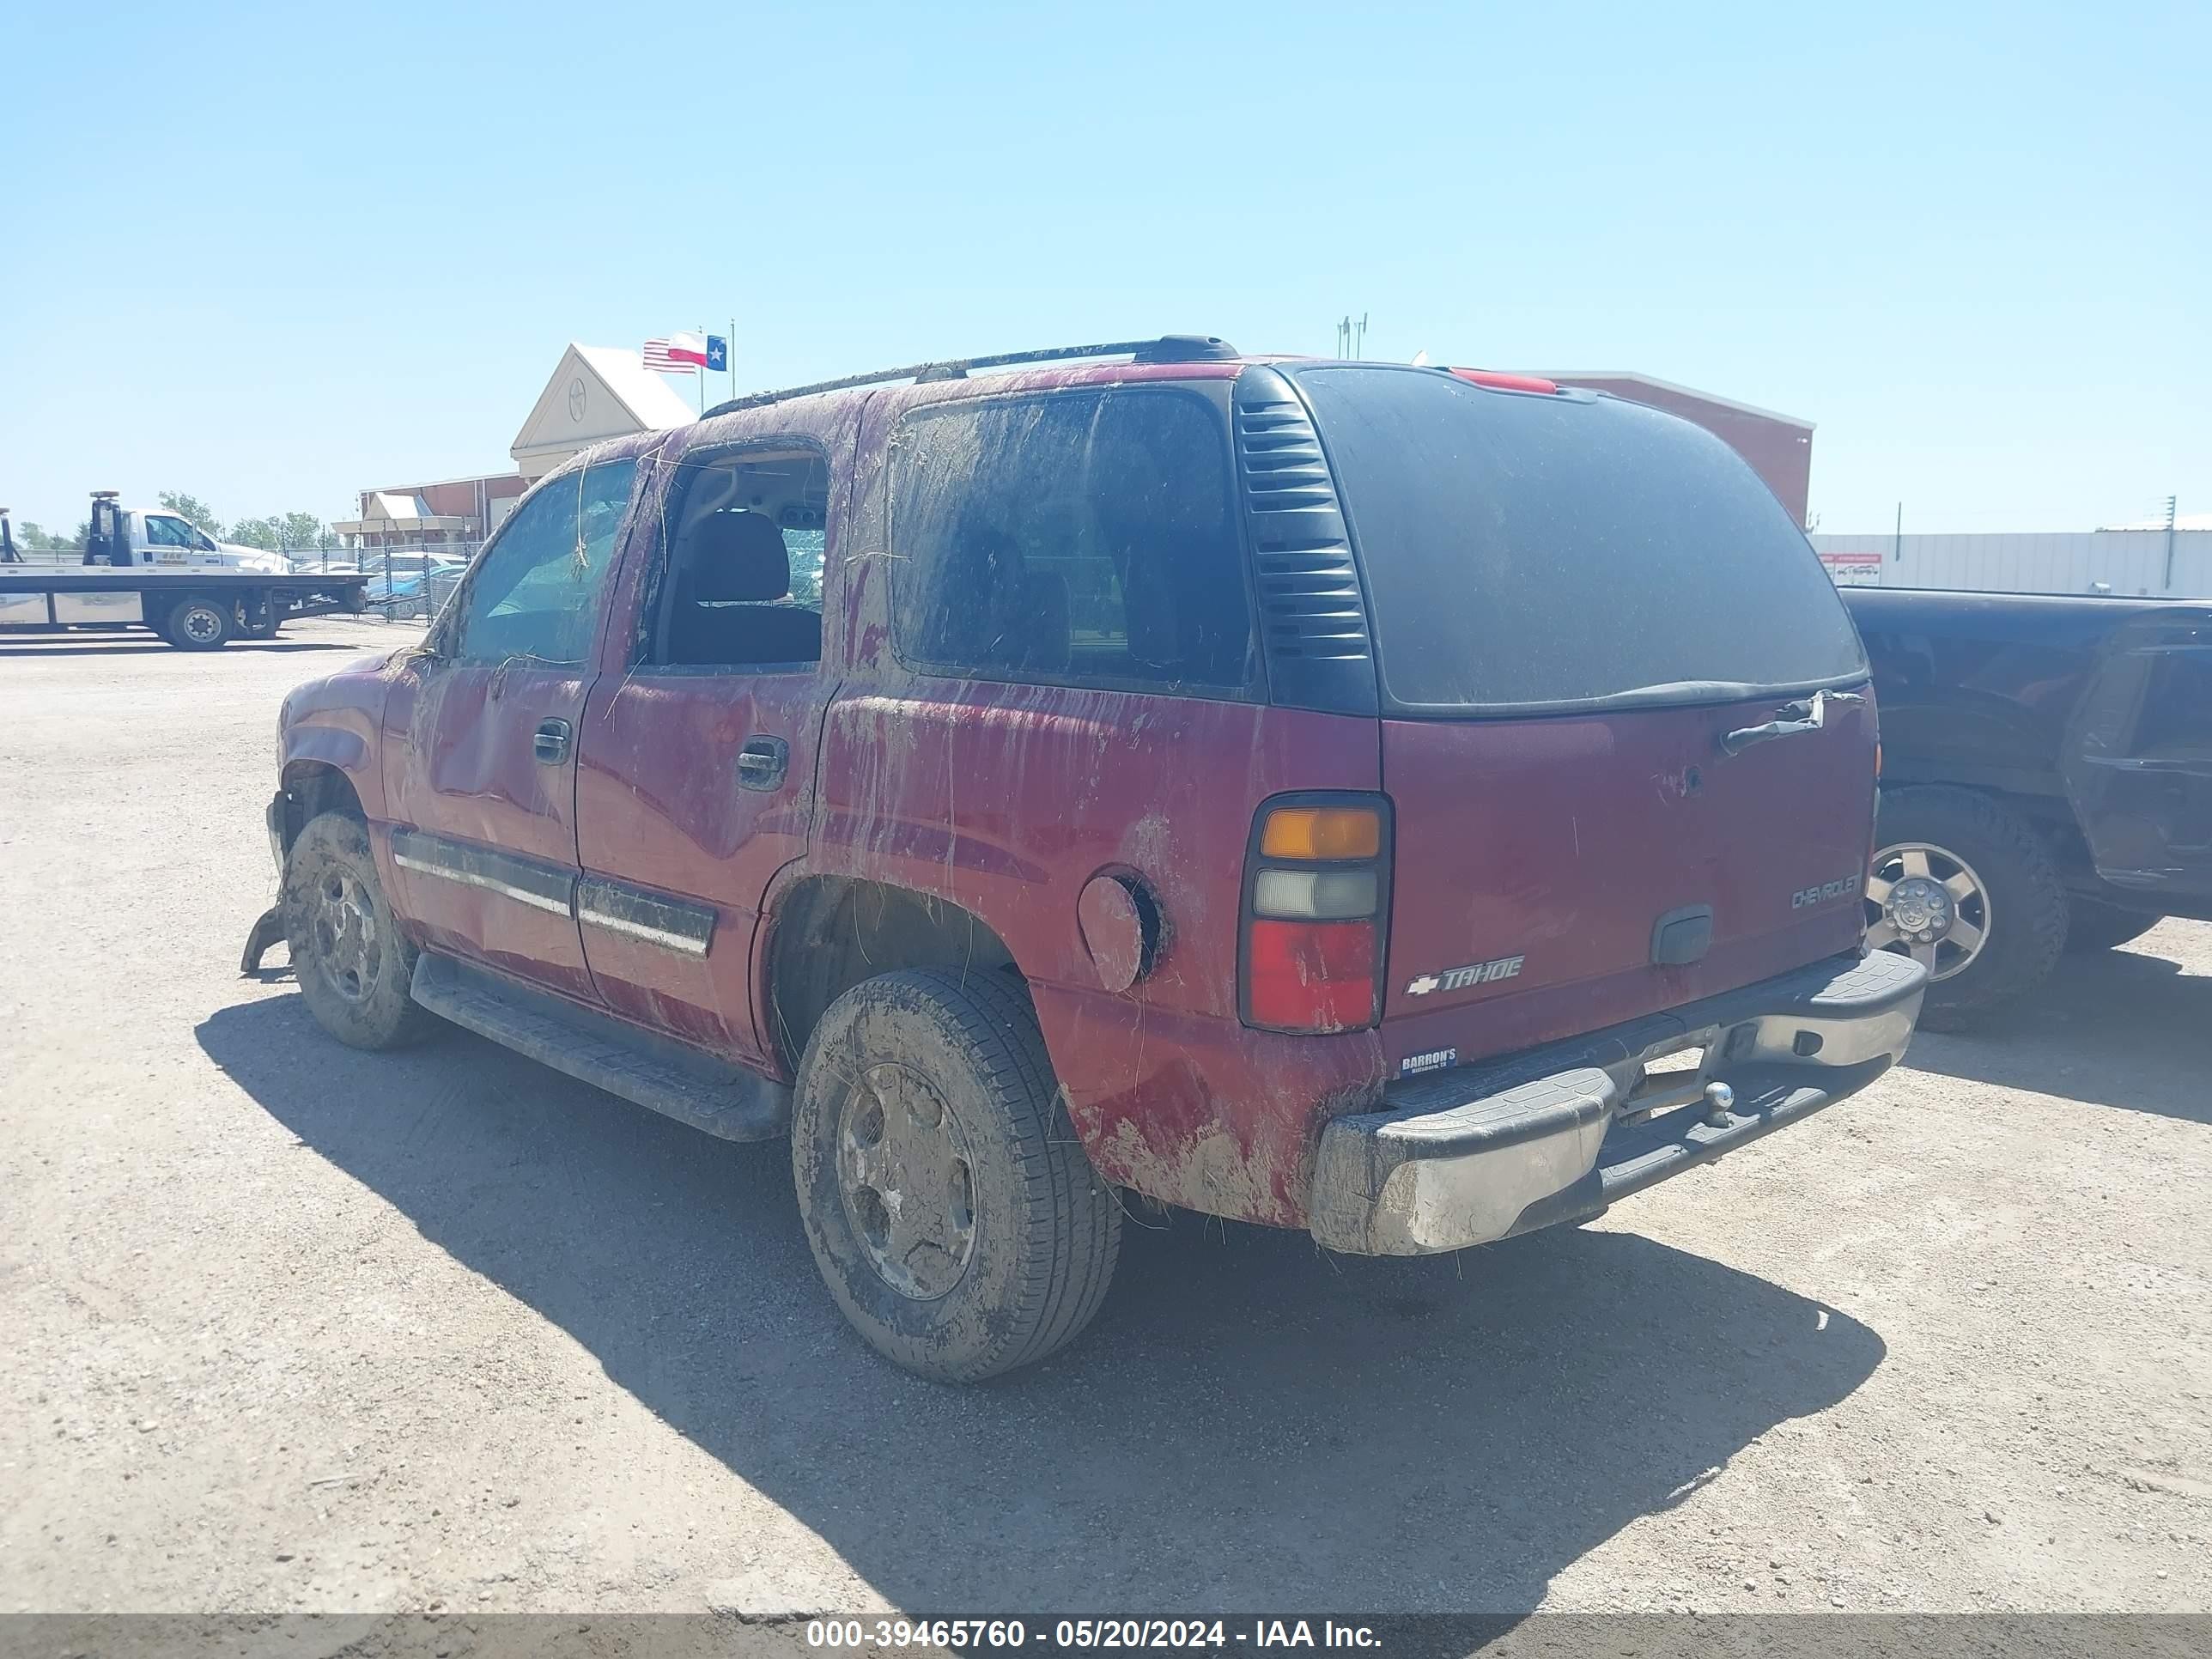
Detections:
[1844, 586, 2212, 1026]
[362, 554, 469, 604]
[254, 337, 1925, 1380]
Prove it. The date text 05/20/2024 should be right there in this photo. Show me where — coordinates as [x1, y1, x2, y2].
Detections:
[805, 1619, 1382, 1650]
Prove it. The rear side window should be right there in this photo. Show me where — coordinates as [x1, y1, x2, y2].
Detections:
[888, 388, 1254, 694]
[1293, 366, 1867, 711]
[2132, 645, 2212, 759]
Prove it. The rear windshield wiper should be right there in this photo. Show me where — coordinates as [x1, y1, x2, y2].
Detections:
[1719, 689, 1865, 757]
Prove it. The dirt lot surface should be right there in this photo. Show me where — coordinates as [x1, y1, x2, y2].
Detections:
[2, 620, 2208, 1619]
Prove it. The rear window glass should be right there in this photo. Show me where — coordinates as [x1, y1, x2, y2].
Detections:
[1293, 366, 1867, 710]
[888, 388, 1254, 694]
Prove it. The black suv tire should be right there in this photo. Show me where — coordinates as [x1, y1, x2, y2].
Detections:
[283, 811, 437, 1049]
[1871, 786, 2066, 1030]
[791, 968, 1120, 1382]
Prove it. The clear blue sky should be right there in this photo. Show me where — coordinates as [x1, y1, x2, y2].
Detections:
[3, 1, 2204, 536]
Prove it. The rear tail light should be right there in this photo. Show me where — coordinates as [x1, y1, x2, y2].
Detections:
[1241, 794, 1392, 1033]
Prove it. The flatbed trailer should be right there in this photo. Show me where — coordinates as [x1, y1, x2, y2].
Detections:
[0, 568, 372, 649]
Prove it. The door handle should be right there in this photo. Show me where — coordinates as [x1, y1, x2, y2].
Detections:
[736, 735, 790, 791]
[533, 718, 573, 764]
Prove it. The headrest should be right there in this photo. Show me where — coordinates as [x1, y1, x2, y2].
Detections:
[684, 511, 790, 602]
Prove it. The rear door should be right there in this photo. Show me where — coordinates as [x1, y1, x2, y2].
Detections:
[382, 457, 640, 1005]
[1289, 365, 1877, 1064]
[2062, 606, 2212, 902]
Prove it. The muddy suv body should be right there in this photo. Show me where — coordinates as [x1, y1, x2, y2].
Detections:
[260, 337, 1925, 1378]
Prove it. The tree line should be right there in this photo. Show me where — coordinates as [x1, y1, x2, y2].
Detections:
[13, 491, 338, 553]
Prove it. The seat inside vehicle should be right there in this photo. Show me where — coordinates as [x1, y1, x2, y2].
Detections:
[653, 449, 829, 668]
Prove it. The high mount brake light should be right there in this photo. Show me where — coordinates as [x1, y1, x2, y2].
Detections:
[1448, 368, 1560, 395]
[1242, 797, 1392, 1033]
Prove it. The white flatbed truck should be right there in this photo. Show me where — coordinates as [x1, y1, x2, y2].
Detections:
[0, 495, 371, 648]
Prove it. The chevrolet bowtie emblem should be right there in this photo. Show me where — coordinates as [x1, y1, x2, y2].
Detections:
[1405, 956, 1527, 996]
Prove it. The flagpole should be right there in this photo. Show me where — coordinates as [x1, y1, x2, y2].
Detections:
[697, 323, 706, 416]
[729, 316, 737, 404]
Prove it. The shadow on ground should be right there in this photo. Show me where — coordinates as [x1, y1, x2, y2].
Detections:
[1901, 941, 2209, 1122]
[198, 994, 1883, 1614]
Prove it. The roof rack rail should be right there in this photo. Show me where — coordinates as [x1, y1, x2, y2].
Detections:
[699, 334, 1238, 420]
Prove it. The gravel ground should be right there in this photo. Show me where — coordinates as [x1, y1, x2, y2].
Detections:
[1, 620, 2207, 1618]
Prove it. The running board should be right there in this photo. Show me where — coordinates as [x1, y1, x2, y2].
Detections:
[409, 952, 790, 1142]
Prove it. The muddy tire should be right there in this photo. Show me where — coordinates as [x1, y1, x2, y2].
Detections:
[791, 968, 1120, 1382]
[283, 811, 436, 1050]
[2063, 898, 2161, 954]
[164, 596, 233, 650]
[1869, 787, 2066, 1031]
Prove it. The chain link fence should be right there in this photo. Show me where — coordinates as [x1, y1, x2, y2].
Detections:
[284, 544, 478, 622]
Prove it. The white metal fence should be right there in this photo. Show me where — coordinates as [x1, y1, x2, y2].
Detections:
[1812, 529, 2212, 599]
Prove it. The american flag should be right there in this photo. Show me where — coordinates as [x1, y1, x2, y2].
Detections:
[642, 335, 704, 374]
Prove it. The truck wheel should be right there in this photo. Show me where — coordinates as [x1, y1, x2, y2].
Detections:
[282, 812, 436, 1050]
[791, 967, 1120, 1382]
[2063, 899, 2161, 954]
[1867, 786, 2066, 1030]
[165, 596, 233, 650]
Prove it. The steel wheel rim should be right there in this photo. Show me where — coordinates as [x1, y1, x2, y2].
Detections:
[1866, 841, 1990, 981]
[835, 1060, 977, 1301]
[311, 868, 382, 1003]
[181, 606, 222, 643]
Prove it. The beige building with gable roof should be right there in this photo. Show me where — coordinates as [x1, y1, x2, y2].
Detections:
[509, 343, 698, 482]
[338, 344, 700, 552]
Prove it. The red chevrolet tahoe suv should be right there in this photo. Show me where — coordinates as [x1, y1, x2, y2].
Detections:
[253, 337, 1926, 1380]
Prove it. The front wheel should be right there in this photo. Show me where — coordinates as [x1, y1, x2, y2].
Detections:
[1867, 786, 2066, 1030]
[282, 812, 436, 1049]
[164, 596, 233, 650]
[791, 968, 1121, 1382]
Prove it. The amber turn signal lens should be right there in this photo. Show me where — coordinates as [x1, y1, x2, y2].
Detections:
[1260, 805, 1382, 861]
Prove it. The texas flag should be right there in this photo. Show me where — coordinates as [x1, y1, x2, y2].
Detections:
[642, 332, 709, 374]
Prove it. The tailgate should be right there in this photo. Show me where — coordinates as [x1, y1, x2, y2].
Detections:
[1380, 692, 1878, 1066]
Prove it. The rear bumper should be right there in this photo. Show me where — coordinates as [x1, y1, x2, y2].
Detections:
[1309, 949, 1928, 1255]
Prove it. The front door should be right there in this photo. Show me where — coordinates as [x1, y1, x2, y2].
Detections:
[574, 440, 840, 1065]
[384, 457, 641, 1005]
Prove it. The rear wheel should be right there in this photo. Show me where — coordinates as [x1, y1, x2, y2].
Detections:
[791, 967, 1120, 1382]
[1867, 786, 2066, 1030]
[164, 596, 233, 650]
[2064, 898, 2161, 953]
[283, 812, 435, 1049]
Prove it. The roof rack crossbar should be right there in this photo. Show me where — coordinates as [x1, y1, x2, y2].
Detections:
[699, 335, 1235, 420]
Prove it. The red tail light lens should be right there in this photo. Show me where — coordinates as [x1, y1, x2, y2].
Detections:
[1246, 920, 1377, 1032]
[1240, 793, 1392, 1034]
